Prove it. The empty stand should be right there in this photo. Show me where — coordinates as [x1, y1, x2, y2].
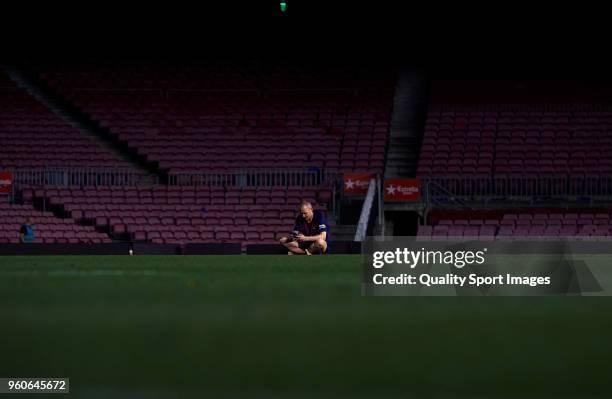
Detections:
[0, 72, 135, 170]
[0, 195, 111, 244]
[417, 210, 612, 238]
[28, 185, 332, 248]
[418, 104, 612, 178]
[40, 65, 392, 174]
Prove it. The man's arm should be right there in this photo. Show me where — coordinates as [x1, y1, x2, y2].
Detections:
[287, 219, 301, 242]
[297, 231, 326, 242]
[296, 212, 328, 242]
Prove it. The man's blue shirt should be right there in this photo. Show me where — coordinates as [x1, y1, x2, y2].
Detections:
[292, 210, 329, 243]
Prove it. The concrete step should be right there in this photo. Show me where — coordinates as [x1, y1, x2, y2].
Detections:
[386, 166, 416, 174]
[332, 224, 357, 241]
[387, 163, 418, 170]
[386, 163, 415, 170]
[387, 154, 417, 161]
[332, 224, 357, 234]
[385, 170, 416, 179]
[385, 69, 429, 181]
[388, 144, 417, 152]
[389, 136, 420, 143]
[373, 219, 394, 237]
[386, 163, 417, 171]
[386, 165, 414, 171]
[389, 131, 422, 139]
[334, 235, 356, 241]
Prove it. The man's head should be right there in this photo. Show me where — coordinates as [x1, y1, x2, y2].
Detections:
[25, 217, 32, 225]
[299, 201, 314, 222]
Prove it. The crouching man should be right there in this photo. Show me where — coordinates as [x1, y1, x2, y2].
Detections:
[280, 201, 329, 255]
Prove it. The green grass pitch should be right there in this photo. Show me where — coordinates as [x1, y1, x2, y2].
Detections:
[1, 255, 612, 398]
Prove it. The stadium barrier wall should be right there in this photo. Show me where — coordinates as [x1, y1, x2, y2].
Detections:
[0, 242, 362, 256]
[132, 243, 181, 255]
[245, 244, 291, 255]
[246, 241, 361, 255]
[182, 243, 242, 255]
[0, 243, 131, 255]
[0, 243, 241, 256]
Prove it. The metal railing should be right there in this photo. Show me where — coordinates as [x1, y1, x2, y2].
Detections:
[8, 167, 155, 187]
[423, 180, 473, 208]
[422, 174, 612, 201]
[168, 168, 339, 188]
[354, 178, 378, 242]
[5, 166, 341, 189]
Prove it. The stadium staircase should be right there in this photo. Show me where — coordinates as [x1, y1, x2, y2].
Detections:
[2, 66, 162, 184]
[384, 68, 429, 179]
[329, 223, 357, 241]
[327, 222, 394, 244]
[381, 69, 430, 230]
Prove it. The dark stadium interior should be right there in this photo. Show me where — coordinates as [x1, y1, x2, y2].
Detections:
[3, 56, 612, 250]
[3, 4, 612, 398]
